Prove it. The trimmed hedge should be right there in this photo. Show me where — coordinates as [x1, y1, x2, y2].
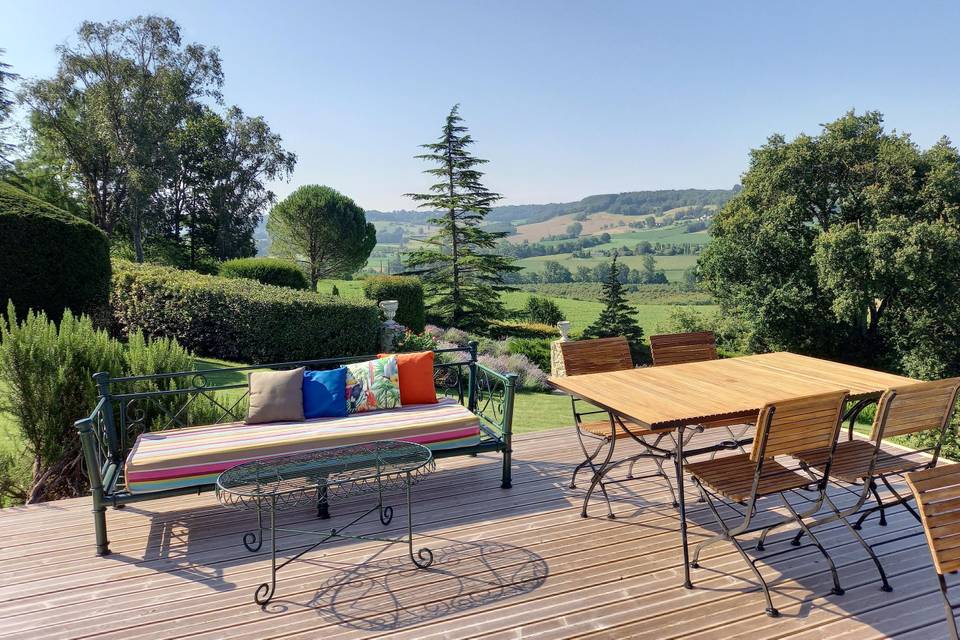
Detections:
[0, 182, 111, 321]
[112, 260, 380, 363]
[485, 320, 560, 340]
[363, 275, 426, 333]
[219, 257, 309, 290]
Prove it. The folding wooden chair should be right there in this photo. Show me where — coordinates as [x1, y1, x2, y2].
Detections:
[649, 331, 753, 456]
[560, 336, 680, 518]
[791, 378, 960, 590]
[906, 464, 960, 640]
[685, 390, 849, 617]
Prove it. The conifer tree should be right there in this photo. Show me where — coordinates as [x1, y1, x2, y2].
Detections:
[403, 105, 518, 329]
[582, 253, 645, 362]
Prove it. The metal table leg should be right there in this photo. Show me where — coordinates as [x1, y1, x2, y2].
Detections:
[675, 424, 692, 589]
[255, 495, 277, 606]
[406, 470, 433, 568]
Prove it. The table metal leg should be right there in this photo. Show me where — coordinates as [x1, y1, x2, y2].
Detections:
[255, 496, 277, 606]
[675, 424, 692, 589]
[406, 470, 433, 568]
[317, 481, 330, 519]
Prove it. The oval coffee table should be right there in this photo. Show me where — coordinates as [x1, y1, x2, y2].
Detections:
[216, 440, 436, 606]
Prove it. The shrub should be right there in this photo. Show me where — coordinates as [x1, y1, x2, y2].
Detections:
[394, 330, 439, 353]
[219, 257, 309, 290]
[484, 320, 560, 340]
[363, 275, 426, 332]
[477, 353, 548, 390]
[0, 182, 110, 322]
[0, 303, 125, 503]
[0, 301, 232, 504]
[111, 260, 380, 363]
[525, 295, 565, 326]
[507, 337, 552, 372]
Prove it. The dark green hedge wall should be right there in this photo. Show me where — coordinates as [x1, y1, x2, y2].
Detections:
[219, 257, 309, 290]
[112, 260, 380, 363]
[0, 182, 111, 321]
[363, 275, 426, 332]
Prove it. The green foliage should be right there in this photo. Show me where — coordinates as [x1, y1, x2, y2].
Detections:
[0, 182, 111, 322]
[0, 48, 17, 166]
[507, 337, 552, 371]
[0, 303, 125, 502]
[21, 17, 294, 265]
[111, 260, 380, 363]
[219, 257, 309, 290]
[268, 185, 376, 287]
[700, 110, 960, 377]
[403, 105, 520, 329]
[525, 295, 565, 326]
[363, 275, 426, 332]
[582, 254, 646, 363]
[484, 320, 560, 340]
[394, 330, 439, 353]
[331, 285, 340, 296]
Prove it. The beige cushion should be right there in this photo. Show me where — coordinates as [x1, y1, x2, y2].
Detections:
[246, 367, 305, 424]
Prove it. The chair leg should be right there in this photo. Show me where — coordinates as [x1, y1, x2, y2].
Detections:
[571, 425, 606, 489]
[782, 495, 844, 596]
[825, 495, 892, 592]
[690, 484, 732, 568]
[582, 433, 618, 519]
[939, 574, 960, 640]
[854, 481, 887, 530]
[730, 536, 780, 617]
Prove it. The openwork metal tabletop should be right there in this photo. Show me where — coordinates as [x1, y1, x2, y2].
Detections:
[216, 440, 435, 512]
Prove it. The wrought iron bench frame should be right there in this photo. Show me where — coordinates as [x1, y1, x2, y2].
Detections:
[75, 342, 517, 556]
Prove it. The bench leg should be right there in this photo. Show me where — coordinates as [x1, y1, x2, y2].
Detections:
[501, 446, 512, 489]
[93, 500, 110, 556]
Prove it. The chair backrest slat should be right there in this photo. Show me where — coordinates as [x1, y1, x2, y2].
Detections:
[649, 331, 717, 366]
[750, 390, 848, 462]
[906, 464, 960, 575]
[870, 378, 960, 440]
[559, 336, 633, 376]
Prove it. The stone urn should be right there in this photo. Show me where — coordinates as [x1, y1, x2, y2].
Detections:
[378, 300, 405, 351]
[557, 321, 571, 342]
[379, 299, 400, 324]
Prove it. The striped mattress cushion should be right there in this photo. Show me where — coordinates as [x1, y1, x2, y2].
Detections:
[124, 398, 480, 494]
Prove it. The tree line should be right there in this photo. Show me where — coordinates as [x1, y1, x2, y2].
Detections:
[2, 17, 296, 269]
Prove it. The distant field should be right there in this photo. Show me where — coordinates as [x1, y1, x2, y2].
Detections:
[516, 251, 699, 283]
[510, 207, 714, 243]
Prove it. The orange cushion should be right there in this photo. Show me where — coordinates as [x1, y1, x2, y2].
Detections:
[378, 351, 438, 405]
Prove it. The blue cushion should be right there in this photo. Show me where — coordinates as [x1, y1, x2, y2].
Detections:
[302, 368, 347, 419]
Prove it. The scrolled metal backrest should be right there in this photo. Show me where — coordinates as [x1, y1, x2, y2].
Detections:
[559, 336, 633, 376]
[751, 390, 849, 462]
[649, 331, 717, 367]
[905, 464, 960, 575]
[870, 378, 960, 441]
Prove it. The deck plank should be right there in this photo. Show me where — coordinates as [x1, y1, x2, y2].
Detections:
[0, 427, 947, 639]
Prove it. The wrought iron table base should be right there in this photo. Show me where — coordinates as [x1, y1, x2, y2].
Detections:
[244, 470, 433, 606]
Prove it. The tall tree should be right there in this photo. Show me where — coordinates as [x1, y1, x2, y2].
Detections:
[164, 106, 295, 265]
[403, 105, 519, 329]
[581, 253, 645, 363]
[700, 110, 960, 377]
[22, 15, 223, 261]
[0, 48, 19, 168]
[267, 185, 376, 287]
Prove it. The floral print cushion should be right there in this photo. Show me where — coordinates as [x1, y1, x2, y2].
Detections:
[343, 356, 402, 414]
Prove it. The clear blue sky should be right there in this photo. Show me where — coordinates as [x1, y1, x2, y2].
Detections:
[3, 1, 959, 211]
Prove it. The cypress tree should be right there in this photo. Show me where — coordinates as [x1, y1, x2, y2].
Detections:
[403, 105, 519, 329]
[582, 253, 645, 362]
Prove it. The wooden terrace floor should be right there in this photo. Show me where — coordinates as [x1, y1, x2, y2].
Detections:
[0, 427, 954, 639]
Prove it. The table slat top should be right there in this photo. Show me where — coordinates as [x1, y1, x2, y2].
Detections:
[547, 351, 917, 430]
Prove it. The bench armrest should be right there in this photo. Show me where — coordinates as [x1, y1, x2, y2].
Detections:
[472, 364, 518, 444]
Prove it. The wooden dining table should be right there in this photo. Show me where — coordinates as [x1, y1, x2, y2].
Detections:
[547, 351, 917, 588]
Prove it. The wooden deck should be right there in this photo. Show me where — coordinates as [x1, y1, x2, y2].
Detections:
[0, 427, 953, 639]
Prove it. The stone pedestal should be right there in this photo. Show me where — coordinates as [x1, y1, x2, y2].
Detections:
[550, 321, 572, 378]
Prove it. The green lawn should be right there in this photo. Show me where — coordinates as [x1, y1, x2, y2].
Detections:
[500, 290, 716, 338]
[513, 391, 572, 433]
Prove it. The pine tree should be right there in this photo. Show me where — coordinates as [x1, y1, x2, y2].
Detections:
[582, 253, 645, 363]
[403, 105, 519, 329]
